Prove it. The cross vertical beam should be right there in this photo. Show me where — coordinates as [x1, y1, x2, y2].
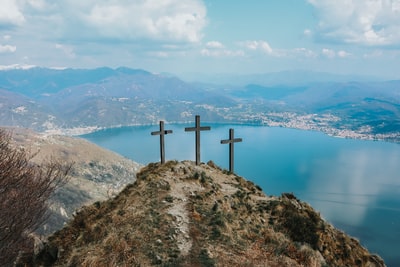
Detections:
[184, 115, 211, 165]
[151, 121, 173, 164]
[221, 128, 242, 173]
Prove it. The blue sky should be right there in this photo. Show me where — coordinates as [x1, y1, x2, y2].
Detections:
[1, 0, 400, 79]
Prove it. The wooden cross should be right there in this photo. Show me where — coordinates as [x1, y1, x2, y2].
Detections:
[184, 115, 211, 165]
[151, 121, 173, 164]
[220, 128, 242, 173]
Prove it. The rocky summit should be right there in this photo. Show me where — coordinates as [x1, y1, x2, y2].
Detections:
[30, 160, 385, 267]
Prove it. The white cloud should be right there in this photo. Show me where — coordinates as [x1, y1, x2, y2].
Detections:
[244, 41, 257, 50]
[0, 44, 16, 53]
[240, 42, 320, 58]
[309, 0, 400, 46]
[201, 40, 244, 57]
[322, 48, 336, 58]
[0, 64, 35, 70]
[337, 50, 351, 58]
[5, 0, 206, 44]
[83, 0, 207, 43]
[243, 40, 273, 54]
[321, 48, 351, 58]
[200, 48, 244, 57]
[205, 41, 224, 49]
[25, 0, 48, 10]
[0, 0, 25, 27]
[260, 42, 273, 54]
[293, 47, 318, 58]
[55, 43, 75, 58]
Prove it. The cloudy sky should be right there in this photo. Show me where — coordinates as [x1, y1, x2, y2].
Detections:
[1, 0, 400, 78]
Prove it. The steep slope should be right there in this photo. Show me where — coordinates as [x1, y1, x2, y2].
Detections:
[0, 89, 59, 130]
[4, 127, 142, 235]
[33, 161, 385, 267]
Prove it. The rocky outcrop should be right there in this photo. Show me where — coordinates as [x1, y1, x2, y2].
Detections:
[31, 160, 385, 266]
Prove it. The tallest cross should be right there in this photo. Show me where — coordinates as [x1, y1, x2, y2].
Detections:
[185, 115, 211, 165]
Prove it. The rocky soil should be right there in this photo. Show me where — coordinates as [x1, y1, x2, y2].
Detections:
[30, 160, 385, 267]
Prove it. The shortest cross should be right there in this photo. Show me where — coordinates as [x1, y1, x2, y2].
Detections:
[151, 121, 173, 164]
[221, 128, 242, 173]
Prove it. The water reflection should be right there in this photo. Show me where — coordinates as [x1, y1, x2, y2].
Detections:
[307, 147, 400, 225]
[301, 146, 400, 266]
[81, 125, 400, 266]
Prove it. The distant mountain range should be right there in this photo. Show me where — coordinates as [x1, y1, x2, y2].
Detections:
[179, 70, 385, 86]
[228, 81, 400, 133]
[0, 67, 399, 141]
[0, 67, 236, 132]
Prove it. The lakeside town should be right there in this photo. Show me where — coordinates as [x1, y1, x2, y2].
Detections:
[41, 108, 399, 144]
[3, 68, 398, 144]
[237, 111, 400, 143]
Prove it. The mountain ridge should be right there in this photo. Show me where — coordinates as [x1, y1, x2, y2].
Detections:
[29, 160, 385, 267]
[1, 67, 399, 142]
[179, 70, 386, 86]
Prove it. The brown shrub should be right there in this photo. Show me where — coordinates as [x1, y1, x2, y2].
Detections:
[0, 129, 71, 266]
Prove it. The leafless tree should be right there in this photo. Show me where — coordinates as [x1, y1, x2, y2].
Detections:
[0, 129, 71, 266]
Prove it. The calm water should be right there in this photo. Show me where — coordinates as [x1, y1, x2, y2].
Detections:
[81, 124, 400, 266]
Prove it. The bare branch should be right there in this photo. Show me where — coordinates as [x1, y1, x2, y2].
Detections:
[0, 129, 72, 266]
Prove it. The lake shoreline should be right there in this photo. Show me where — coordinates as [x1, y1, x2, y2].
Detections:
[41, 120, 399, 145]
[80, 123, 400, 266]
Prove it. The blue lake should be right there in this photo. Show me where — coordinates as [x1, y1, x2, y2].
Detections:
[81, 124, 400, 266]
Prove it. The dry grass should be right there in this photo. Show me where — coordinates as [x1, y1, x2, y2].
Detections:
[31, 160, 385, 267]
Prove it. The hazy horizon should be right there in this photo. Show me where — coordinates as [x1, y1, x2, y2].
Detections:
[1, 1, 400, 79]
